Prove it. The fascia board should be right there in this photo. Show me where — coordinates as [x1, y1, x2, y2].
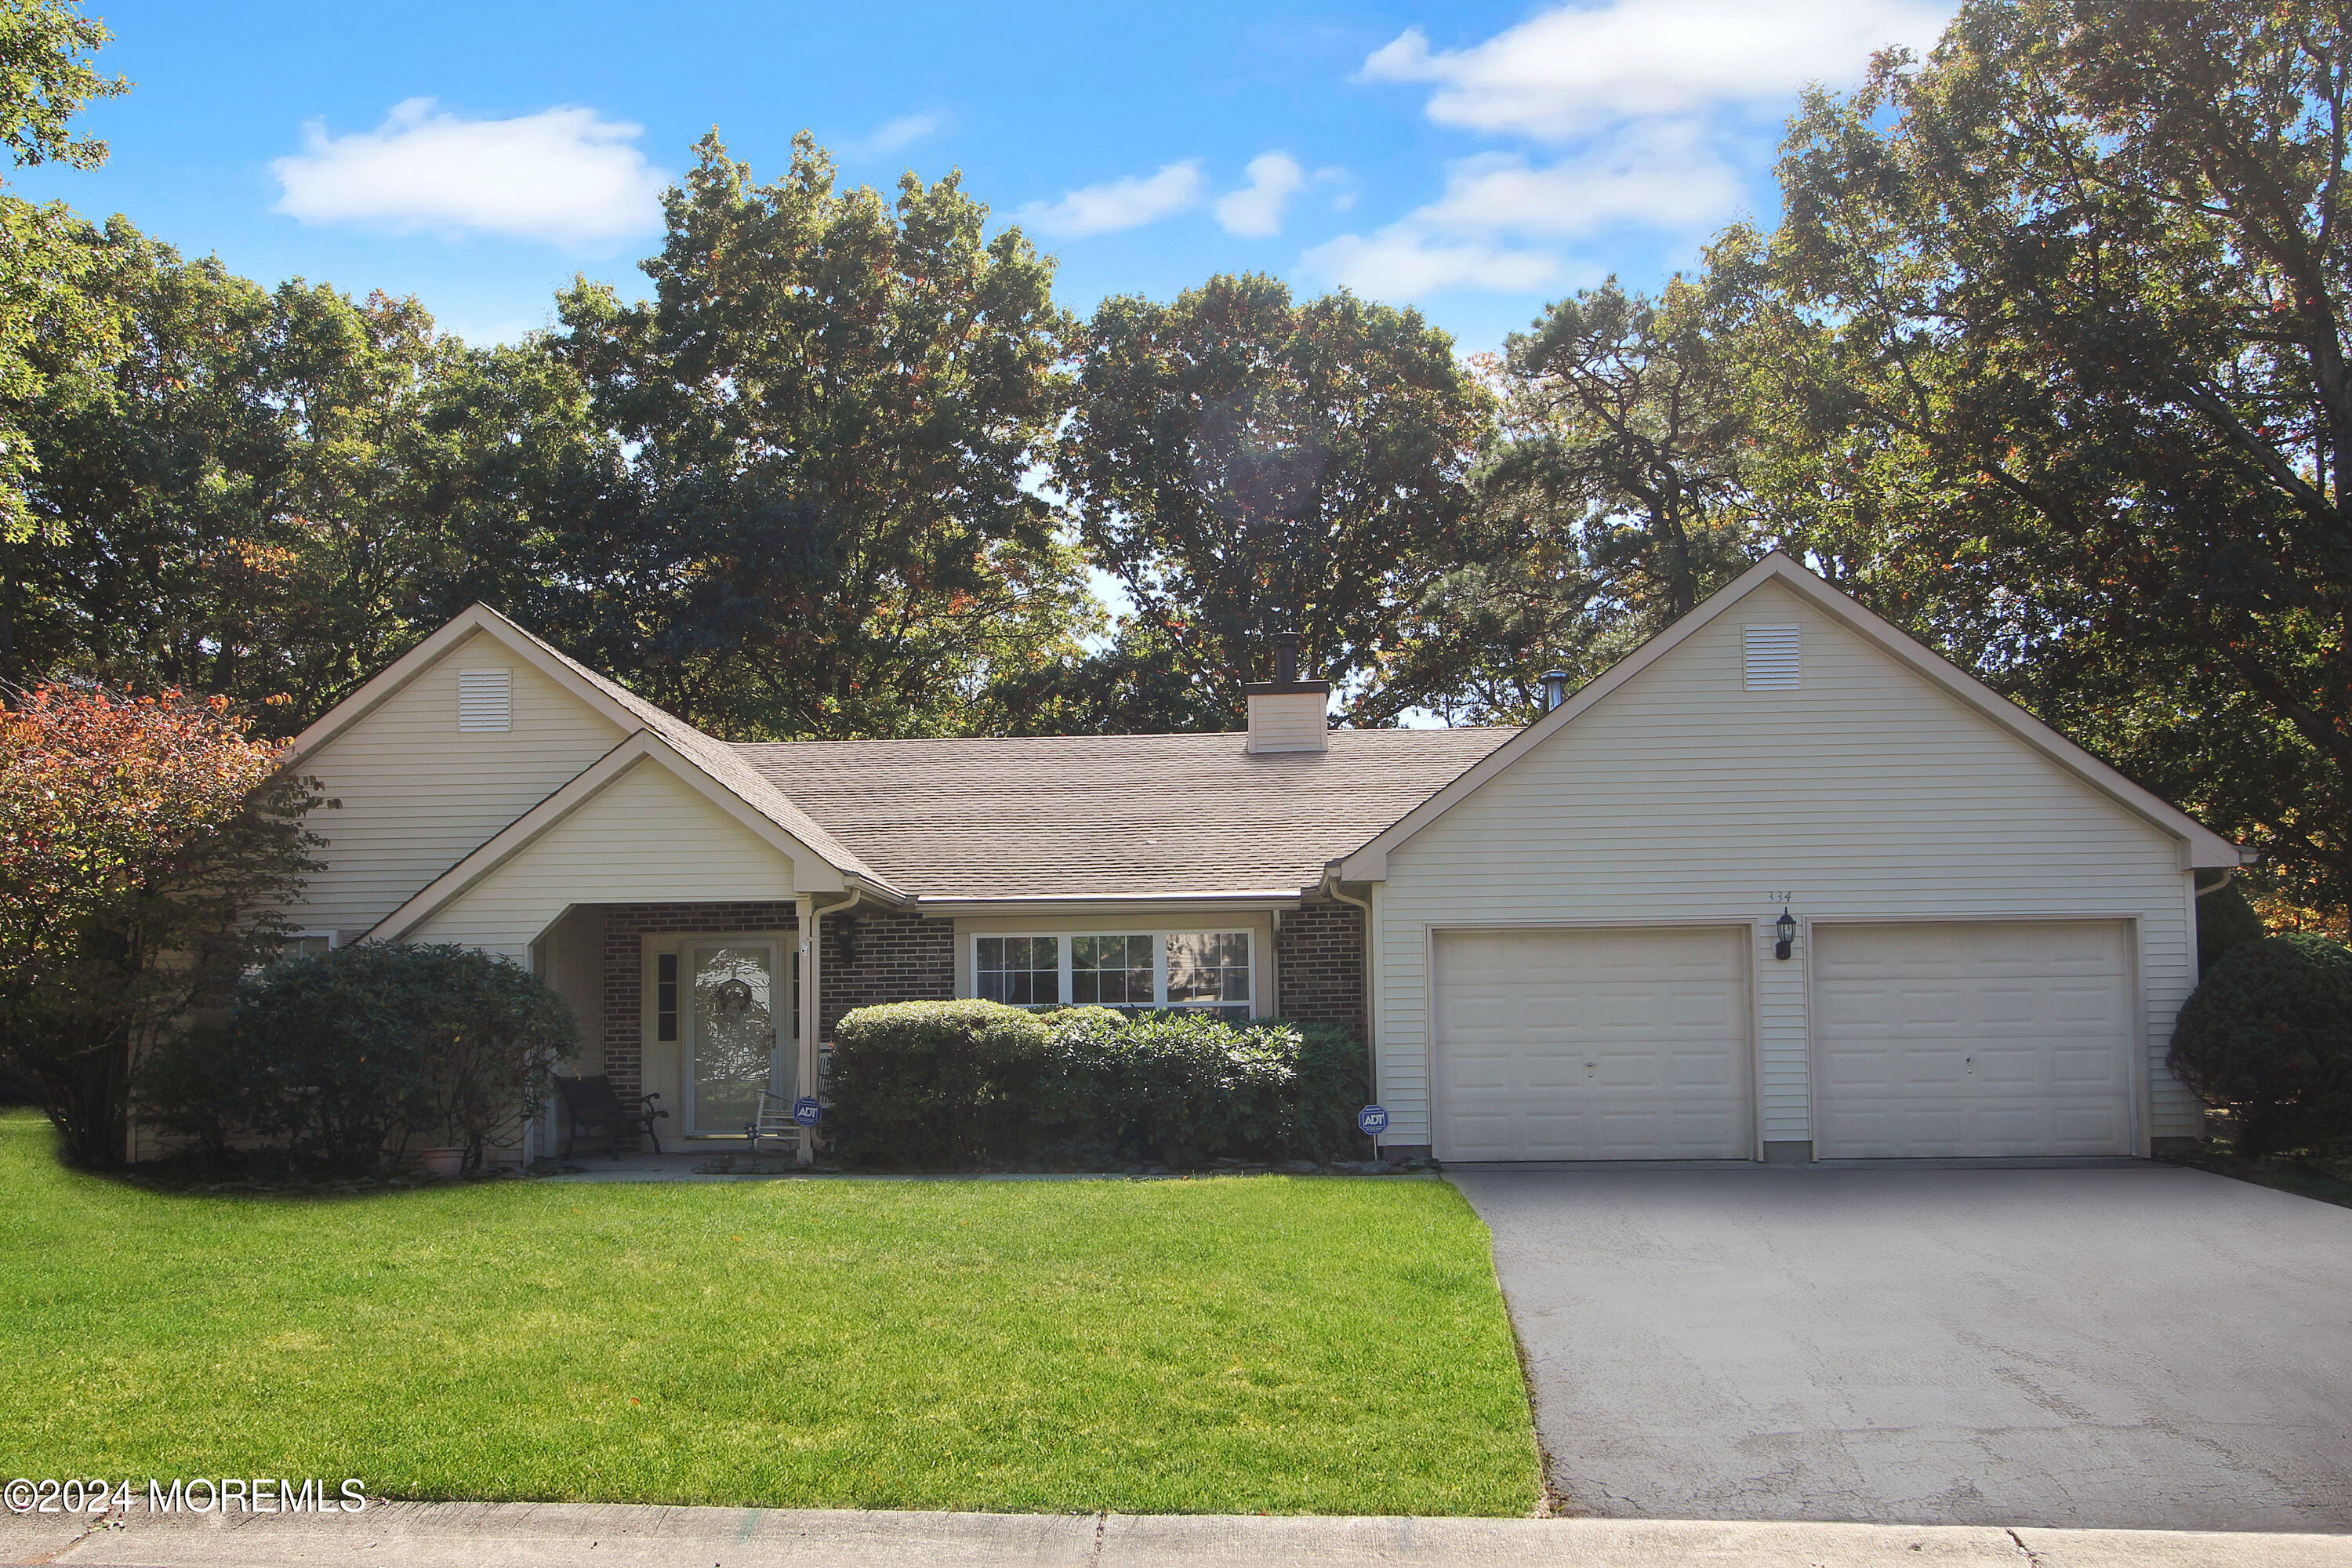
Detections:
[911, 891, 1308, 917]
[284, 604, 637, 770]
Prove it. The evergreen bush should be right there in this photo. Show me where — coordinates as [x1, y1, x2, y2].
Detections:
[136, 943, 576, 1173]
[826, 1000, 1053, 1167]
[2196, 877, 2267, 974]
[829, 1000, 1370, 1170]
[2169, 932, 2352, 1159]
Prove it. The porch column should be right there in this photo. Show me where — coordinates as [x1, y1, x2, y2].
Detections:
[795, 894, 819, 1166]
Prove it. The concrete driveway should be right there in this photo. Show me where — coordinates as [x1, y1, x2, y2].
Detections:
[1450, 1163, 2352, 1532]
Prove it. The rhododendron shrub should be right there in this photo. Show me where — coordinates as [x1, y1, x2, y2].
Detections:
[0, 686, 324, 1164]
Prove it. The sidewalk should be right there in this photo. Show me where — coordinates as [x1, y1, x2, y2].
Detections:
[8, 1502, 2350, 1568]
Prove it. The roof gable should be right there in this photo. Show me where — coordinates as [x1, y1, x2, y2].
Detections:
[370, 730, 877, 941]
[290, 605, 895, 898]
[1334, 553, 2243, 880]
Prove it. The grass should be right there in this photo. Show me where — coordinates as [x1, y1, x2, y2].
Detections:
[0, 1110, 1538, 1515]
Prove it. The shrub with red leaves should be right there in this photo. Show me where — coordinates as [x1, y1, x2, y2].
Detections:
[0, 685, 325, 1165]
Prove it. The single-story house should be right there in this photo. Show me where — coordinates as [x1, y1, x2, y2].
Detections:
[191, 552, 2245, 1166]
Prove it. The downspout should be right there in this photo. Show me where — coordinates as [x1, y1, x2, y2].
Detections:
[1320, 868, 1381, 1155]
[2192, 867, 2239, 898]
[797, 886, 866, 1167]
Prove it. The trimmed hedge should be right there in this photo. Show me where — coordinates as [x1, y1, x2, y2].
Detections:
[827, 1000, 1051, 1168]
[2169, 931, 2352, 1160]
[828, 1000, 1370, 1171]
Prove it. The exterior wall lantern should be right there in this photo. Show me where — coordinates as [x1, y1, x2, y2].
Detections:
[1774, 907, 1798, 960]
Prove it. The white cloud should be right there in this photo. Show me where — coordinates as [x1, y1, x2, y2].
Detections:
[1301, 122, 1740, 302]
[1020, 160, 1206, 238]
[1302, 226, 1564, 299]
[272, 99, 666, 246]
[1419, 123, 1743, 238]
[853, 112, 949, 156]
[1362, 0, 1949, 139]
[1215, 152, 1308, 238]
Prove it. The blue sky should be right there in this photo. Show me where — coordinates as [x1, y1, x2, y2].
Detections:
[14, 0, 1952, 356]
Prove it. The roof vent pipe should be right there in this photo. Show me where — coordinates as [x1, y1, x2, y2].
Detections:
[1272, 630, 1301, 686]
[1541, 670, 1570, 711]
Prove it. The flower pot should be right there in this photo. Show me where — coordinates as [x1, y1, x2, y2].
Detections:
[419, 1147, 466, 1178]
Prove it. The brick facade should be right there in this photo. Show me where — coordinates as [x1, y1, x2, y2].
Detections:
[584, 895, 1365, 1149]
[817, 906, 956, 1038]
[1274, 897, 1367, 1040]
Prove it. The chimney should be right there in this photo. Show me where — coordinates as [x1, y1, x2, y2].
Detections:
[1245, 630, 1330, 754]
[1541, 670, 1570, 711]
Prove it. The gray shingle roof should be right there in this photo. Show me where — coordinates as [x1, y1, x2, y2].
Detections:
[731, 729, 1517, 900]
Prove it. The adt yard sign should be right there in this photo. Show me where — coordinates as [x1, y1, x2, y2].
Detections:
[1357, 1105, 1389, 1137]
[793, 1097, 822, 1127]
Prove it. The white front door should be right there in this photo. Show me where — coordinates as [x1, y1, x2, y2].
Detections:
[687, 942, 789, 1137]
[1813, 920, 2136, 1157]
[1433, 926, 1751, 1161]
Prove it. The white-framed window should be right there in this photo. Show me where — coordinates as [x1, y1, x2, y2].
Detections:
[973, 931, 1254, 1017]
[246, 928, 335, 978]
[974, 935, 1064, 1006]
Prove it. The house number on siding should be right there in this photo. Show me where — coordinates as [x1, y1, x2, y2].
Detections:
[1765, 890, 1793, 904]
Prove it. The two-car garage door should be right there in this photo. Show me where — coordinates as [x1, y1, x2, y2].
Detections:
[1432, 920, 2137, 1161]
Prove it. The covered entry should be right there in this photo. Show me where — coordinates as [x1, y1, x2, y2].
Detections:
[1813, 920, 2136, 1157]
[1432, 926, 1751, 1161]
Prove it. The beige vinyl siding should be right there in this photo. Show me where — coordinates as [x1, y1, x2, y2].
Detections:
[406, 758, 798, 960]
[1374, 579, 2198, 1149]
[292, 631, 627, 934]
[533, 906, 607, 1073]
[1244, 691, 1330, 753]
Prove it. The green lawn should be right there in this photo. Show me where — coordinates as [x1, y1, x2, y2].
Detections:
[0, 1111, 1538, 1515]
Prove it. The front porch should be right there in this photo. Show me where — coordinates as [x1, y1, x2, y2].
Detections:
[532, 899, 956, 1162]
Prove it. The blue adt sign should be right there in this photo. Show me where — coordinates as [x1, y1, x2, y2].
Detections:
[793, 1096, 823, 1127]
[1356, 1104, 1390, 1136]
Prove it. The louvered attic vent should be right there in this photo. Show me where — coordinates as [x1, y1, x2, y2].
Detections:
[457, 669, 513, 731]
[1743, 626, 1799, 690]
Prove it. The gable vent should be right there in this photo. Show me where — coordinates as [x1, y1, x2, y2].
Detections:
[457, 669, 513, 731]
[1744, 626, 1800, 690]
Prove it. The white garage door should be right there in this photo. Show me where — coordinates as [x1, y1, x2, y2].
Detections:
[1814, 921, 2136, 1158]
[1433, 927, 1750, 1161]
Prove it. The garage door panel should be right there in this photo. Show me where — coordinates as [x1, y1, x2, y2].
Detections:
[1435, 927, 1750, 1162]
[1816, 921, 2133, 1159]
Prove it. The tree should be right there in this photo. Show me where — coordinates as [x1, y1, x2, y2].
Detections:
[1057, 274, 1494, 728]
[0, 0, 130, 551]
[978, 621, 1230, 736]
[547, 132, 1092, 739]
[1420, 277, 1759, 724]
[1738, 0, 2352, 926]
[0, 686, 324, 1165]
[5, 239, 610, 728]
